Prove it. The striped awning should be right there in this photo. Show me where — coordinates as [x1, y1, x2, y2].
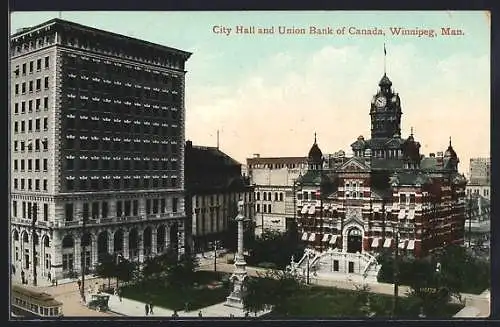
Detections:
[371, 238, 380, 248]
[301, 232, 308, 241]
[383, 238, 392, 248]
[398, 210, 406, 219]
[407, 210, 415, 220]
[308, 233, 316, 242]
[301, 205, 309, 214]
[407, 240, 415, 250]
[321, 234, 330, 242]
[329, 235, 338, 245]
[308, 205, 316, 215]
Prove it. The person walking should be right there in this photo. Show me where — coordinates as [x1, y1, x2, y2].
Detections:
[172, 310, 179, 318]
[47, 271, 52, 282]
[21, 270, 25, 285]
[145, 303, 149, 316]
[77, 279, 82, 290]
[198, 310, 203, 318]
[149, 302, 154, 315]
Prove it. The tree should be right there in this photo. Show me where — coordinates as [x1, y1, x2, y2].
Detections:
[95, 253, 117, 289]
[243, 269, 304, 315]
[116, 258, 136, 285]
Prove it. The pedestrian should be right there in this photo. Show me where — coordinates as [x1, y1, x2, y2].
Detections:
[172, 310, 179, 318]
[118, 289, 122, 302]
[198, 310, 202, 318]
[21, 270, 25, 284]
[55, 279, 58, 286]
[77, 279, 82, 290]
[47, 271, 52, 282]
[145, 303, 149, 316]
[149, 302, 154, 315]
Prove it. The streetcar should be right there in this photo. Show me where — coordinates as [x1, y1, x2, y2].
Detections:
[11, 285, 63, 318]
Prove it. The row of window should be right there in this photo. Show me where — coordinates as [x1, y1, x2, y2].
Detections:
[194, 192, 254, 207]
[64, 138, 178, 154]
[13, 178, 48, 191]
[65, 95, 181, 119]
[65, 117, 179, 135]
[256, 203, 272, 213]
[399, 194, 417, 205]
[12, 35, 55, 56]
[466, 188, 489, 197]
[65, 176, 178, 191]
[13, 158, 48, 172]
[63, 54, 181, 84]
[65, 158, 178, 171]
[12, 201, 49, 221]
[13, 56, 50, 77]
[13, 139, 49, 152]
[64, 197, 179, 221]
[13, 118, 49, 133]
[13, 77, 50, 95]
[14, 97, 49, 114]
[255, 191, 284, 202]
[65, 74, 180, 102]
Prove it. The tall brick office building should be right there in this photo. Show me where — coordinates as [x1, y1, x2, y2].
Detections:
[10, 19, 191, 281]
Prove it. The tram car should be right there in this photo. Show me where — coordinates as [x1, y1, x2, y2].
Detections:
[11, 285, 63, 318]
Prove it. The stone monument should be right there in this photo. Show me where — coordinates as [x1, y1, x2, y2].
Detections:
[225, 199, 248, 308]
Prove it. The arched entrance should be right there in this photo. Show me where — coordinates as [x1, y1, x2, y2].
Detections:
[128, 228, 139, 261]
[347, 227, 362, 253]
[143, 227, 152, 257]
[42, 235, 51, 277]
[157, 225, 166, 253]
[22, 231, 29, 269]
[81, 233, 92, 274]
[114, 229, 124, 255]
[62, 235, 75, 272]
[97, 231, 109, 262]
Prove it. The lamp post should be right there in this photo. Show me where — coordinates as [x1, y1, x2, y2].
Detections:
[32, 209, 38, 286]
[209, 240, 221, 272]
[80, 215, 88, 303]
[468, 193, 473, 247]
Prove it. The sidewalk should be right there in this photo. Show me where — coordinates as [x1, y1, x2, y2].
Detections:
[107, 293, 263, 318]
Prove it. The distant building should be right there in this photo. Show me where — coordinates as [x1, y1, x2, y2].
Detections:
[295, 73, 467, 263]
[246, 155, 308, 235]
[10, 19, 191, 281]
[466, 157, 490, 200]
[184, 141, 254, 252]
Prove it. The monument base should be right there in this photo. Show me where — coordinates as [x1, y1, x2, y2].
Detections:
[225, 295, 244, 308]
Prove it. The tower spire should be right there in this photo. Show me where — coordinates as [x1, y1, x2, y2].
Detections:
[410, 126, 413, 136]
[314, 132, 317, 144]
[449, 136, 452, 147]
[217, 129, 219, 149]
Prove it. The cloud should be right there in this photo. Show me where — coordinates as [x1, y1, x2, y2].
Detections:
[185, 44, 490, 175]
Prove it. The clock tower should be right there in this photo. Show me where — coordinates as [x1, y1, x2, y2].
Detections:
[370, 73, 402, 139]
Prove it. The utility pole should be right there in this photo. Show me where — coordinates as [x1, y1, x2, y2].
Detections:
[80, 215, 87, 303]
[306, 252, 310, 285]
[210, 240, 220, 272]
[32, 207, 38, 286]
[392, 224, 399, 317]
[468, 193, 472, 247]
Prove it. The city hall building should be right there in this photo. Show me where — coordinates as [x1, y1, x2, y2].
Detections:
[294, 73, 467, 278]
[10, 18, 191, 281]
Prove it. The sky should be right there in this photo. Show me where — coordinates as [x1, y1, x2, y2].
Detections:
[10, 11, 490, 176]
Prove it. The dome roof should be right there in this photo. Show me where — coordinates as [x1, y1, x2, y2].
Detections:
[308, 133, 323, 164]
[379, 73, 393, 87]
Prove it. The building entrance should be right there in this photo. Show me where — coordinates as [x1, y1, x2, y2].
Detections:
[347, 227, 362, 253]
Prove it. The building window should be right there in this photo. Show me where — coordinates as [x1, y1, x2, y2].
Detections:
[44, 97, 48, 110]
[43, 159, 48, 171]
[133, 200, 138, 215]
[44, 77, 49, 89]
[82, 203, 89, 220]
[67, 180, 74, 190]
[12, 201, 17, 217]
[36, 78, 41, 91]
[65, 203, 74, 221]
[43, 203, 48, 221]
[256, 204, 260, 212]
[91, 202, 99, 219]
[399, 194, 406, 205]
[36, 59, 42, 71]
[62, 254, 74, 271]
[279, 193, 284, 201]
[172, 198, 178, 213]
[14, 159, 18, 170]
[44, 56, 49, 69]
[35, 179, 40, 190]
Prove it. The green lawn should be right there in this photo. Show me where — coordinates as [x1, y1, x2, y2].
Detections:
[120, 271, 231, 311]
[266, 286, 464, 318]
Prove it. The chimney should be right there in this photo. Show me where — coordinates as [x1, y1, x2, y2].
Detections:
[186, 140, 193, 150]
[253, 153, 260, 158]
[429, 153, 435, 158]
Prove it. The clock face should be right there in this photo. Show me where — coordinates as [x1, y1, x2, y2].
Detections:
[375, 96, 387, 108]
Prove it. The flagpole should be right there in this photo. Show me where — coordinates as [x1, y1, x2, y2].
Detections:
[384, 43, 387, 74]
